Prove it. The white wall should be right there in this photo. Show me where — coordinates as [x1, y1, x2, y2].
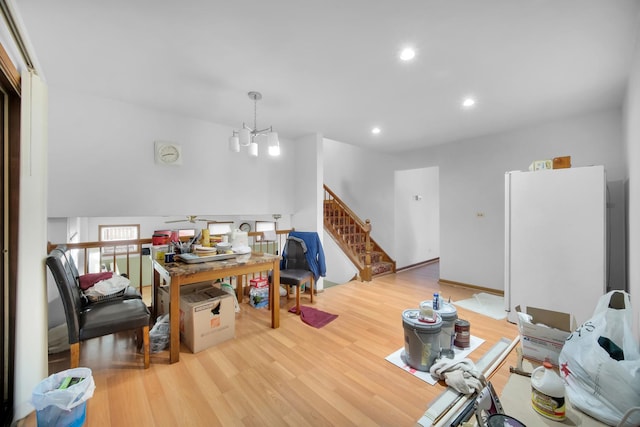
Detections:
[394, 109, 626, 291]
[14, 71, 48, 422]
[394, 167, 440, 268]
[624, 30, 640, 338]
[322, 231, 358, 284]
[323, 138, 396, 252]
[291, 133, 324, 290]
[47, 87, 295, 217]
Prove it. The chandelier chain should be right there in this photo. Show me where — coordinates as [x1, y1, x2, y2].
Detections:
[253, 96, 257, 131]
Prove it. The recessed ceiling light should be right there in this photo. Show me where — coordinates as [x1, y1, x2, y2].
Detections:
[399, 47, 416, 61]
[371, 127, 381, 135]
[462, 97, 476, 108]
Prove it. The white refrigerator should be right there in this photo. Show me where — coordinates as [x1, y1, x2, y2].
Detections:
[504, 165, 607, 326]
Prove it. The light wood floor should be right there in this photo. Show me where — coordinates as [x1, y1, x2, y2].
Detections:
[22, 262, 519, 427]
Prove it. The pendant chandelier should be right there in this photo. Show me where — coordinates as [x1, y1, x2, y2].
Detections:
[228, 91, 280, 157]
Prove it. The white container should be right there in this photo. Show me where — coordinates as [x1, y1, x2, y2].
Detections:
[421, 299, 458, 355]
[531, 361, 566, 421]
[229, 229, 248, 249]
[401, 309, 442, 371]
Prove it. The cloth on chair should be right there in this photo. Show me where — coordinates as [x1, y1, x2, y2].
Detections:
[284, 231, 326, 280]
[429, 358, 485, 395]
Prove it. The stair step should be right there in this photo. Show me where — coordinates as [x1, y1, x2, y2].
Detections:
[371, 262, 394, 276]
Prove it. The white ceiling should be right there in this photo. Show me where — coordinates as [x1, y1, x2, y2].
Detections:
[14, 0, 640, 153]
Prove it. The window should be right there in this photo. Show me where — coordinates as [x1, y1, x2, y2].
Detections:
[255, 221, 275, 232]
[99, 224, 140, 254]
[207, 221, 233, 236]
[255, 221, 276, 241]
[178, 228, 196, 238]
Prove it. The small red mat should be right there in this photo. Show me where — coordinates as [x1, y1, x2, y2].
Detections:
[289, 306, 338, 328]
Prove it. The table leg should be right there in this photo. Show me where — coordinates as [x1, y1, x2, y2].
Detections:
[236, 275, 244, 303]
[271, 260, 280, 328]
[152, 269, 159, 319]
[169, 277, 180, 364]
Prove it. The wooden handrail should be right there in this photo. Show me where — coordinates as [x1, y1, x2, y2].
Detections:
[323, 185, 368, 229]
[46, 229, 294, 293]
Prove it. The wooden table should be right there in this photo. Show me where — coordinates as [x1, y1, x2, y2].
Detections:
[152, 252, 281, 363]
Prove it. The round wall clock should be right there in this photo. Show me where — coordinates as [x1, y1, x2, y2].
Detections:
[154, 141, 182, 165]
[239, 222, 251, 232]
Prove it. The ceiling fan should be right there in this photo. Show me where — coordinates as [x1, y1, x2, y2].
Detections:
[164, 215, 215, 224]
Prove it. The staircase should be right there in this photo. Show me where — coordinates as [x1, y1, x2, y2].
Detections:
[323, 185, 396, 281]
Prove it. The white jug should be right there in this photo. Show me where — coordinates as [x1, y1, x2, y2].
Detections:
[531, 361, 566, 421]
[229, 229, 248, 249]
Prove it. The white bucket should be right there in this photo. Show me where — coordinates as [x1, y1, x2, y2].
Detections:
[401, 309, 442, 371]
[421, 300, 458, 354]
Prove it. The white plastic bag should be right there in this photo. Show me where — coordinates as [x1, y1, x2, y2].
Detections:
[83, 275, 130, 302]
[558, 291, 640, 427]
[32, 367, 95, 411]
[149, 313, 170, 353]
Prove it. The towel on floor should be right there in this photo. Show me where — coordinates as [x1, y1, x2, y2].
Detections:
[429, 358, 485, 395]
[289, 306, 338, 328]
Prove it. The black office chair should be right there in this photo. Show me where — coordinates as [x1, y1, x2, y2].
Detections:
[279, 237, 314, 314]
[46, 248, 151, 369]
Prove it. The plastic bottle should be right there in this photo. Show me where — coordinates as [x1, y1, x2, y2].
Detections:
[531, 361, 566, 421]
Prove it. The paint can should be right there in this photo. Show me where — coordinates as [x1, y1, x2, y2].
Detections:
[402, 309, 442, 371]
[421, 300, 458, 358]
[454, 319, 471, 348]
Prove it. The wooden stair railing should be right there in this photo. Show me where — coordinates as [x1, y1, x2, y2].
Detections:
[323, 185, 396, 281]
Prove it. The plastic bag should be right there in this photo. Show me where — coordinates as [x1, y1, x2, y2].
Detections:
[32, 367, 95, 411]
[83, 275, 130, 302]
[558, 291, 640, 427]
[220, 283, 240, 313]
[149, 313, 170, 353]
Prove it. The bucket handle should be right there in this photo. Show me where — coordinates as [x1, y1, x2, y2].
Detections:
[412, 327, 438, 346]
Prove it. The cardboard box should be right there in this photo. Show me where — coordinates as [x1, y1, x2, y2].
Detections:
[249, 276, 268, 289]
[179, 286, 235, 353]
[156, 282, 212, 317]
[515, 305, 575, 366]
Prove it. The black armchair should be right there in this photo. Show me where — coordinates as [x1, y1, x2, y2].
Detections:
[46, 248, 151, 369]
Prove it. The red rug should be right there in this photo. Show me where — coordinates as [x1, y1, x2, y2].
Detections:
[289, 306, 338, 328]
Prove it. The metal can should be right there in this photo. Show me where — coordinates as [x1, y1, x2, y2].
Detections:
[454, 319, 471, 348]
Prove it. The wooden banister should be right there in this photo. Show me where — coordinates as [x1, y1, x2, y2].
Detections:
[323, 184, 395, 281]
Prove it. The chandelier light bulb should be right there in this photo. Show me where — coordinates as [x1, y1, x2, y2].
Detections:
[248, 141, 259, 157]
[239, 127, 251, 146]
[228, 135, 240, 152]
[268, 132, 280, 156]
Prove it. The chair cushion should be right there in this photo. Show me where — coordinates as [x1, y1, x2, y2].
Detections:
[280, 269, 313, 286]
[79, 299, 150, 342]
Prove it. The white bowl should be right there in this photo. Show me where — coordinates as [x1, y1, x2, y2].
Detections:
[215, 242, 232, 253]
